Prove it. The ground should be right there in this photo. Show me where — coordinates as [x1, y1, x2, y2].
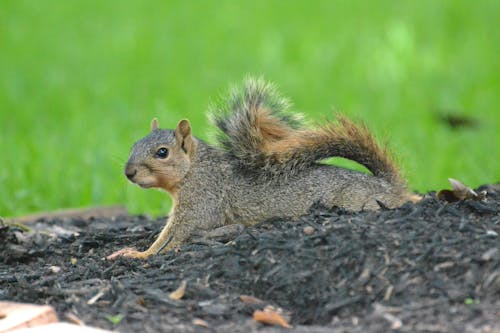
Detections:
[1, 186, 499, 333]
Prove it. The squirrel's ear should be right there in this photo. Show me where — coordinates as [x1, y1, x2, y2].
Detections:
[175, 119, 194, 155]
[150, 118, 159, 132]
[176, 119, 191, 137]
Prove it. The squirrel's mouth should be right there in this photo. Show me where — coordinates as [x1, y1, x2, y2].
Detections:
[133, 179, 156, 189]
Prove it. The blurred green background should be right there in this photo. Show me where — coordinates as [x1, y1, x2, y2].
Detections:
[1, 0, 498, 218]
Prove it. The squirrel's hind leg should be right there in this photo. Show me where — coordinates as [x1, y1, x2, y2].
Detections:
[191, 224, 244, 243]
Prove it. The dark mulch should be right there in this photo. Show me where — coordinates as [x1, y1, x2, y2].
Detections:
[1, 186, 499, 333]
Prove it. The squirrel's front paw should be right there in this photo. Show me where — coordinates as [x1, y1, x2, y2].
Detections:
[106, 247, 150, 260]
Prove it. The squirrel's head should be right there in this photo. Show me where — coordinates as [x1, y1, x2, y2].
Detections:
[124, 118, 196, 194]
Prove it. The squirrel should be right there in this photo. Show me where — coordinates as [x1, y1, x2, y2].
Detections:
[107, 78, 421, 260]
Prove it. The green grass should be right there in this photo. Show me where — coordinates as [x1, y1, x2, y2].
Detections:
[1, 0, 498, 217]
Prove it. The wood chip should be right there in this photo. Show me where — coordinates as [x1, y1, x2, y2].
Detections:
[49, 266, 61, 274]
[384, 285, 394, 302]
[169, 280, 187, 300]
[64, 312, 85, 326]
[87, 288, 108, 305]
[239, 295, 265, 304]
[253, 309, 292, 328]
[303, 226, 315, 235]
[192, 318, 209, 327]
[434, 261, 455, 271]
[481, 248, 499, 261]
[383, 313, 403, 330]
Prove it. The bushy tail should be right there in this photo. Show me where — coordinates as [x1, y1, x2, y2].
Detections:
[210, 78, 404, 186]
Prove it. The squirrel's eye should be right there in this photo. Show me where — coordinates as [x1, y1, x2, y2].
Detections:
[155, 147, 169, 159]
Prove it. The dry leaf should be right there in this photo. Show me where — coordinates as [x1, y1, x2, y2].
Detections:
[437, 178, 487, 202]
[253, 309, 292, 328]
[169, 280, 187, 300]
[437, 112, 478, 130]
[240, 295, 265, 304]
[449, 178, 477, 200]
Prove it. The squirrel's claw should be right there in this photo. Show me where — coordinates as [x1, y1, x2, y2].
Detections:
[106, 247, 150, 260]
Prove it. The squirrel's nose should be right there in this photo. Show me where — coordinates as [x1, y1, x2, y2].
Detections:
[125, 166, 137, 180]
